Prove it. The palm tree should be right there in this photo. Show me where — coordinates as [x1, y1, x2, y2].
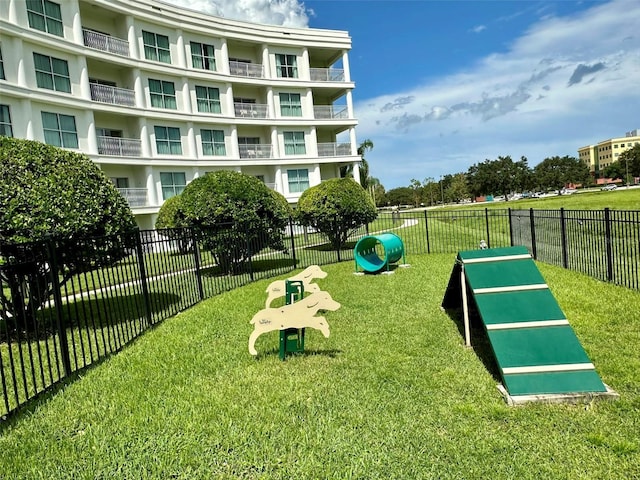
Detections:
[341, 139, 374, 189]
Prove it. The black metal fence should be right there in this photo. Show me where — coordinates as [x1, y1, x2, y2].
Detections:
[1, 208, 638, 418]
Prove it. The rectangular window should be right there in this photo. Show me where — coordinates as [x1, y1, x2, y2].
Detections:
[287, 169, 309, 193]
[0, 104, 13, 137]
[149, 79, 176, 109]
[0, 46, 5, 80]
[41, 111, 78, 148]
[142, 30, 171, 63]
[111, 177, 129, 189]
[275, 54, 298, 78]
[283, 131, 306, 155]
[27, 0, 63, 37]
[154, 126, 182, 155]
[279, 93, 302, 116]
[160, 172, 186, 200]
[33, 52, 71, 93]
[195, 86, 221, 113]
[190, 42, 216, 71]
[200, 129, 226, 156]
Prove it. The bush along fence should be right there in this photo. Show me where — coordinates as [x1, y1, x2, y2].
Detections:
[1, 207, 638, 418]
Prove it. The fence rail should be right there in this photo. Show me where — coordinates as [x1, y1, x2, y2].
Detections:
[1, 208, 638, 418]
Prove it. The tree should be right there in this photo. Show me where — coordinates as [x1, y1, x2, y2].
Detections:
[368, 177, 386, 207]
[177, 171, 291, 273]
[466, 156, 531, 200]
[340, 139, 375, 190]
[155, 195, 191, 253]
[295, 178, 377, 250]
[534, 155, 590, 193]
[446, 173, 470, 203]
[0, 137, 136, 333]
[410, 178, 423, 206]
[613, 144, 640, 182]
[384, 187, 414, 206]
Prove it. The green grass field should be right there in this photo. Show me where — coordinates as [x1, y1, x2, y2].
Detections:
[1, 255, 638, 479]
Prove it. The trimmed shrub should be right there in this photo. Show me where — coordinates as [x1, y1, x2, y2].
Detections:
[295, 178, 377, 249]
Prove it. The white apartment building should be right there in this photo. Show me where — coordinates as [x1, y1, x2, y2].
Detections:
[0, 0, 360, 229]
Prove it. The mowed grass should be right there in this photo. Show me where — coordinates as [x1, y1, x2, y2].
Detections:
[1, 255, 639, 479]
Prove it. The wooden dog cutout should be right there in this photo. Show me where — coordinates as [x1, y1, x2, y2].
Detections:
[264, 265, 328, 308]
[249, 291, 341, 356]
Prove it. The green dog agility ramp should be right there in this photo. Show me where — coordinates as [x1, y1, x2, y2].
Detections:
[442, 246, 618, 405]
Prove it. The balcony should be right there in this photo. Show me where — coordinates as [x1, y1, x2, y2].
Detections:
[317, 142, 352, 157]
[239, 144, 272, 159]
[310, 68, 345, 82]
[117, 188, 149, 208]
[97, 136, 142, 157]
[313, 105, 348, 119]
[90, 83, 135, 107]
[229, 61, 264, 78]
[83, 29, 129, 57]
[234, 103, 268, 119]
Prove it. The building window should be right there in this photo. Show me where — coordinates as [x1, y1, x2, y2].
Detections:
[111, 177, 129, 189]
[0, 46, 5, 80]
[27, 0, 63, 37]
[41, 111, 78, 148]
[279, 93, 302, 116]
[191, 42, 216, 71]
[275, 54, 298, 78]
[142, 31, 171, 63]
[201, 129, 226, 156]
[287, 169, 309, 193]
[33, 53, 70, 93]
[149, 79, 176, 109]
[283, 131, 306, 155]
[0, 104, 13, 137]
[195, 86, 221, 113]
[160, 172, 186, 200]
[154, 126, 182, 155]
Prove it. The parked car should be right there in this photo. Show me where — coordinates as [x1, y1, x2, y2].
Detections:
[601, 184, 617, 191]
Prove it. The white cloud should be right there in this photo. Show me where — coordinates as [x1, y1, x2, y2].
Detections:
[162, 0, 310, 27]
[470, 25, 487, 33]
[355, 0, 640, 188]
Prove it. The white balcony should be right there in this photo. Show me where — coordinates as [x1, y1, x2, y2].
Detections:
[317, 142, 352, 157]
[118, 188, 149, 208]
[235, 103, 268, 119]
[313, 105, 348, 119]
[310, 68, 345, 82]
[90, 83, 135, 107]
[97, 136, 142, 157]
[239, 144, 273, 159]
[229, 61, 264, 78]
[83, 29, 129, 57]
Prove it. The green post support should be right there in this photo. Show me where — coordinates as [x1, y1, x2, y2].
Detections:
[279, 280, 305, 360]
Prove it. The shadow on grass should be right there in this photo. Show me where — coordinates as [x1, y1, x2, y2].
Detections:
[200, 257, 297, 278]
[305, 241, 357, 252]
[253, 346, 343, 361]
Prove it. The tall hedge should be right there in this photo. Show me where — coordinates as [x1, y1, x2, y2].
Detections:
[295, 178, 377, 249]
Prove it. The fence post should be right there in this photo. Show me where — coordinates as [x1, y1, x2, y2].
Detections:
[288, 217, 297, 269]
[191, 228, 204, 301]
[134, 230, 153, 328]
[560, 208, 568, 269]
[508, 208, 514, 246]
[47, 238, 72, 377]
[529, 209, 537, 260]
[604, 208, 613, 281]
[485, 208, 491, 248]
[424, 210, 431, 254]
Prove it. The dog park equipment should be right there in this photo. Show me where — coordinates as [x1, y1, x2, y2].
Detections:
[280, 280, 305, 360]
[442, 246, 618, 405]
[354, 232, 406, 274]
[264, 265, 327, 308]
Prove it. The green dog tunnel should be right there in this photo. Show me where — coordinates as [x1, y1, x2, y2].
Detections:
[354, 232, 406, 273]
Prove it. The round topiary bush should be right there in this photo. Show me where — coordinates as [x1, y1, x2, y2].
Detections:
[295, 177, 377, 249]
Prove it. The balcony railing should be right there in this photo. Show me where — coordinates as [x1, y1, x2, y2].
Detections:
[229, 61, 264, 78]
[83, 29, 129, 57]
[310, 68, 345, 82]
[317, 142, 352, 157]
[239, 144, 273, 159]
[117, 188, 149, 208]
[234, 103, 268, 118]
[313, 105, 349, 119]
[97, 136, 142, 157]
[90, 83, 135, 107]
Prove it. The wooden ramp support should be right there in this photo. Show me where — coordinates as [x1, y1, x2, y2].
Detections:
[442, 246, 618, 405]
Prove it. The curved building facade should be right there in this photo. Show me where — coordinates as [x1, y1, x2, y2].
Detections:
[0, 0, 360, 228]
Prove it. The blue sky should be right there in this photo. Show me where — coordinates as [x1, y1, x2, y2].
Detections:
[167, 0, 640, 189]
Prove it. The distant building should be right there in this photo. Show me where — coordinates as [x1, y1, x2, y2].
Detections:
[0, 0, 360, 229]
[578, 129, 640, 178]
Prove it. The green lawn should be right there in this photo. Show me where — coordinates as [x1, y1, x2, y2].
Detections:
[1, 254, 638, 479]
